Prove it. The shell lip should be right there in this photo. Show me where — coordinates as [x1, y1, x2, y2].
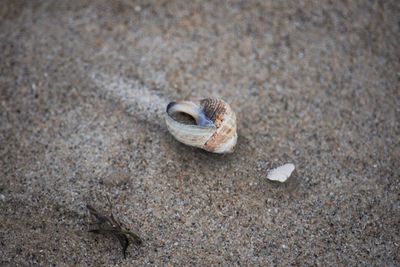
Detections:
[166, 101, 177, 113]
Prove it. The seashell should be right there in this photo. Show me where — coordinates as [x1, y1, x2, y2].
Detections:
[165, 98, 237, 153]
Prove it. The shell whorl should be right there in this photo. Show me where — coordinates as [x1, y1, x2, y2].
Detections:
[165, 98, 237, 153]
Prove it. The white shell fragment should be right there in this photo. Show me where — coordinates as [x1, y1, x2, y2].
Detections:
[267, 163, 295, 182]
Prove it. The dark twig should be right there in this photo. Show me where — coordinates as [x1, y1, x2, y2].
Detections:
[87, 201, 142, 259]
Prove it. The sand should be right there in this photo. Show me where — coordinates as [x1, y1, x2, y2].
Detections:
[1, 0, 399, 266]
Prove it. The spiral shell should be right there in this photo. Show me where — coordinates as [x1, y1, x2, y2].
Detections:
[165, 98, 237, 153]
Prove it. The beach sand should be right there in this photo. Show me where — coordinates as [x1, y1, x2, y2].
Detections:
[1, 0, 399, 265]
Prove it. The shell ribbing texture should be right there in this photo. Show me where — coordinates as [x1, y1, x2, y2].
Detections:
[200, 99, 227, 127]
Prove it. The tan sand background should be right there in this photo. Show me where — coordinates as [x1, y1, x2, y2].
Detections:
[1, 0, 399, 265]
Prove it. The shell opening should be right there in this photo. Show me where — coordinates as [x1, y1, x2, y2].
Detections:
[167, 101, 215, 127]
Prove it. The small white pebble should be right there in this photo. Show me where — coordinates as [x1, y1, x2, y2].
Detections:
[0, 194, 5, 201]
[282, 244, 288, 249]
[134, 5, 141, 12]
[267, 163, 295, 182]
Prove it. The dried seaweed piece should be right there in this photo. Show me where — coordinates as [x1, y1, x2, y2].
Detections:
[87, 203, 142, 258]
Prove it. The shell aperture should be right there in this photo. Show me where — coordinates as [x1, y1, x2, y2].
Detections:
[166, 101, 215, 127]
